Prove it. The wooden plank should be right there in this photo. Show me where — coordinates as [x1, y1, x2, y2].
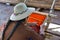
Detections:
[0, 0, 24, 4]
[26, 0, 60, 10]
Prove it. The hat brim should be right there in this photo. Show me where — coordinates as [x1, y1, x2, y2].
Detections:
[10, 7, 35, 21]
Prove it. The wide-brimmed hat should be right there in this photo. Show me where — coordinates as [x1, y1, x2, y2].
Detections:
[10, 3, 35, 21]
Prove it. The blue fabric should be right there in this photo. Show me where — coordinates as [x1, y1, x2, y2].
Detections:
[29, 37, 32, 40]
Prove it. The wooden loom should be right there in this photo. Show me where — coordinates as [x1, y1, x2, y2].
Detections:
[26, 0, 60, 10]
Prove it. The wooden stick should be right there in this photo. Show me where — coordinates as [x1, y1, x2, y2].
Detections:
[44, 0, 56, 39]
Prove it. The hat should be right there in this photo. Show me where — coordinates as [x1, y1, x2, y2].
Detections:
[10, 3, 35, 21]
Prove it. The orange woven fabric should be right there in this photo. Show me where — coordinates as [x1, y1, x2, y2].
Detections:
[27, 12, 46, 33]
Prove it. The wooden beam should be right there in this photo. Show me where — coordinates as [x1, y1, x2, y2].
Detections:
[26, 0, 60, 10]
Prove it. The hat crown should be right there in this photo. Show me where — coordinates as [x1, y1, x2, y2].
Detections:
[14, 3, 27, 14]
